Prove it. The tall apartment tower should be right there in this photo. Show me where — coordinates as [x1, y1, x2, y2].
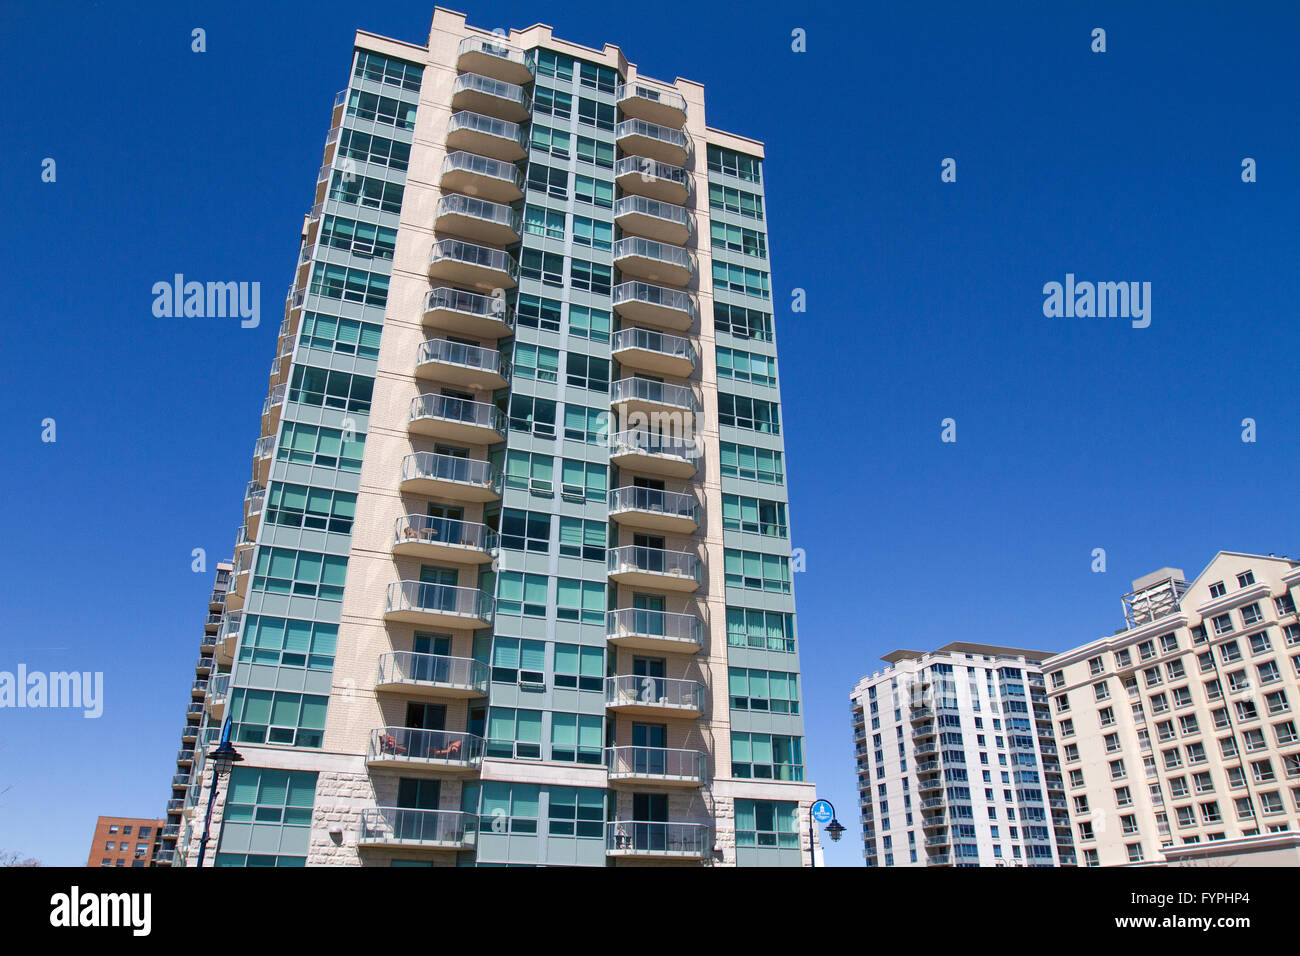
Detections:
[850, 643, 1076, 866]
[155, 560, 233, 866]
[1043, 552, 1300, 866]
[173, 8, 815, 866]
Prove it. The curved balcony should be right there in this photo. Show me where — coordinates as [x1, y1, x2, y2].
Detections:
[612, 236, 692, 287]
[180, 724, 198, 742]
[614, 195, 692, 246]
[457, 35, 534, 85]
[428, 239, 518, 292]
[252, 434, 275, 485]
[608, 545, 700, 592]
[608, 485, 698, 534]
[606, 821, 708, 860]
[176, 748, 194, 767]
[171, 773, 190, 791]
[612, 281, 695, 332]
[409, 393, 507, 445]
[196, 651, 215, 672]
[607, 746, 705, 787]
[366, 726, 485, 775]
[400, 451, 501, 503]
[434, 193, 522, 246]
[207, 674, 229, 720]
[208, 589, 226, 612]
[918, 775, 944, 794]
[216, 610, 242, 667]
[610, 377, 698, 424]
[423, 286, 514, 339]
[451, 72, 531, 122]
[190, 679, 208, 700]
[605, 675, 704, 718]
[609, 429, 700, 479]
[606, 607, 703, 654]
[224, 549, 252, 613]
[384, 580, 493, 629]
[376, 651, 489, 699]
[611, 327, 696, 378]
[446, 110, 527, 163]
[616, 118, 690, 167]
[442, 151, 524, 204]
[392, 514, 496, 564]
[359, 807, 477, 852]
[416, 337, 509, 390]
[614, 155, 690, 205]
[616, 82, 687, 128]
[261, 383, 286, 432]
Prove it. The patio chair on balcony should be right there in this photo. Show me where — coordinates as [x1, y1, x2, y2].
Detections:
[379, 733, 406, 756]
[432, 738, 463, 760]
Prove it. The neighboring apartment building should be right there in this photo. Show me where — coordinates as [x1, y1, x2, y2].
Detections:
[87, 816, 164, 867]
[156, 561, 234, 866]
[850, 643, 1076, 867]
[1044, 552, 1300, 866]
[172, 8, 815, 866]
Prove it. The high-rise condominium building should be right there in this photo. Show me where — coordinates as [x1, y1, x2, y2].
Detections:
[1043, 552, 1300, 866]
[850, 643, 1076, 867]
[87, 816, 164, 867]
[171, 8, 815, 866]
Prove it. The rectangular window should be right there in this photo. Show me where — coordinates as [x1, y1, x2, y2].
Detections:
[720, 441, 784, 484]
[496, 572, 548, 617]
[556, 578, 605, 624]
[574, 174, 614, 208]
[568, 304, 611, 342]
[724, 549, 792, 593]
[718, 393, 780, 434]
[299, 312, 383, 361]
[512, 342, 560, 382]
[516, 293, 562, 332]
[721, 494, 788, 537]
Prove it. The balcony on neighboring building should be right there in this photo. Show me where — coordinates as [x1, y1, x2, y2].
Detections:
[614, 195, 692, 246]
[384, 580, 494, 629]
[605, 675, 704, 718]
[610, 377, 698, 424]
[614, 156, 690, 205]
[392, 514, 497, 564]
[610, 327, 696, 378]
[615, 118, 690, 167]
[400, 451, 501, 502]
[451, 72, 531, 122]
[606, 607, 702, 655]
[180, 724, 198, 743]
[434, 193, 522, 246]
[415, 337, 510, 390]
[366, 726, 485, 775]
[606, 746, 705, 787]
[456, 35, 534, 85]
[616, 82, 687, 128]
[423, 286, 514, 339]
[204, 612, 222, 635]
[441, 151, 525, 204]
[612, 281, 694, 332]
[408, 393, 507, 445]
[606, 821, 708, 860]
[375, 651, 489, 699]
[358, 807, 478, 852]
[608, 429, 700, 479]
[607, 544, 700, 592]
[176, 749, 194, 767]
[608, 486, 698, 535]
[446, 110, 527, 163]
[612, 236, 692, 287]
[427, 239, 518, 291]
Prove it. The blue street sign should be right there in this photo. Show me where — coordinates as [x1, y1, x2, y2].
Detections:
[811, 800, 833, 824]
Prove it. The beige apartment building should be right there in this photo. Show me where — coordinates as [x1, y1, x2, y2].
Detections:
[1044, 552, 1300, 866]
[169, 8, 816, 866]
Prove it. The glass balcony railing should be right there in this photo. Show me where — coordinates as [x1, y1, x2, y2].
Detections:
[360, 807, 477, 847]
[385, 580, 494, 622]
[452, 71, 530, 110]
[401, 451, 501, 493]
[612, 281, 695, 319]
[409, 393, 507, 435]
[608, 486, 698, 523]
[424, 287, 515, 328]
[209, 673, 230, 701]
[608, 545, 700, 582]
[458, 35, 534, 77]
[394, 514, 497, 553]
[262, 383, 286, 417]
[605, 674, 705, 711]
[442, 151, 525, 191]
[377, 651, 489, 695]
[435, 193, 522, 232]
[606, 608, 703, 647]
[606, 820, 708, 857]
[610, 377, 697, 412]
[367, 726, 486, 765]
[616, 118, 691, 153]
[608, 429, 701, 463]
[614, 195, 693, 231]
[616, 83, 688, 116]
[613, 236, 692, 272]
[447, 110, 526, 149]
[417, 338, 509, 379]
[253, 435, 275, 460]
[428, 239, 519, 281]
[606, 746, 705, 782]
[610, 327, 696, 367]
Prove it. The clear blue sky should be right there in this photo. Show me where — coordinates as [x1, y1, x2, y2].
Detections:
[1, 0, 1296, 867]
